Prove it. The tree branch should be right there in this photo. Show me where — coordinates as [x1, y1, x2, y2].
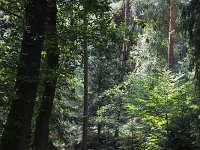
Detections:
[0, 5, 22, 18]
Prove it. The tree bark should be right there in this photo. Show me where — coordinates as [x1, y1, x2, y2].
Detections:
[0, 0, 47, 150]
[121, 0, 129, 78]
[168, 0, 175, 68]
[33, 0, 58, 149]
[114, 0, 129, 149]
[82, 17, 89, 150]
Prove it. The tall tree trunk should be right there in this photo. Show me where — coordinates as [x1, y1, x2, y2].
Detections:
[33, 0, 58, 149]
[168, 0, 175, 68]
[121, 0, 129, 78]
[82, 17, 89, 150]
[114, 0, 129, 149]
[0, 0, 47, 150]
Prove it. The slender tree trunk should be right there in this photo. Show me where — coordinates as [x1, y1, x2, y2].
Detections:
[82, 17, 89, 150]
[121, 0, 129, 77]
[33, 0, 58, 149]
[168, 0, 175, 68]
[0, 0, 47, 150]
[68, 13, 77, 102]
[97, 123, 102, 145]
[124, 0, 129, 59]
[97, 74, 103, 146]
[114, 0, 129, 149]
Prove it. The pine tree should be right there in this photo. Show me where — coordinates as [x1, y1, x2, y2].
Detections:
[168, 0, 175, 68]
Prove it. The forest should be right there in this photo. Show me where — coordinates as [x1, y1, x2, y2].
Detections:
[0, 0, 200, 149]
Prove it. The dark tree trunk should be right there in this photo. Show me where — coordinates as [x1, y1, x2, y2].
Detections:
[82, 17, 89, 150]
[33, 0, 58, 150]
[97, 75, 103, 146]
[168, 0, 175, 68]
[97, 124, 102, 145]
[0, 0, 47, 150]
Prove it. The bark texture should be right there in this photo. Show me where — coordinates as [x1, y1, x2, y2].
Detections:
[33, 0, 58, 149]
[168, 0, 175, 68]
[0, 0, 47, 150]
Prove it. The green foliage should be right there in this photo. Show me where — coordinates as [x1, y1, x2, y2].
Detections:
[166, 114, 200, 150]
[93, 68, 195, 149]
[183, 0, 200, 93]
[0, 0, 24, 140]
[0, 0, 199, 149]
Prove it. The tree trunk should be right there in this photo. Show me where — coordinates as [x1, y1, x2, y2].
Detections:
[82, 17, 89, 150]
[0, 0, 47, 150]
[168, 0, 175, 68]
[114, 0, 129, 149]
[33, 0, 58, 149]
[121, 0, 129, 78]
